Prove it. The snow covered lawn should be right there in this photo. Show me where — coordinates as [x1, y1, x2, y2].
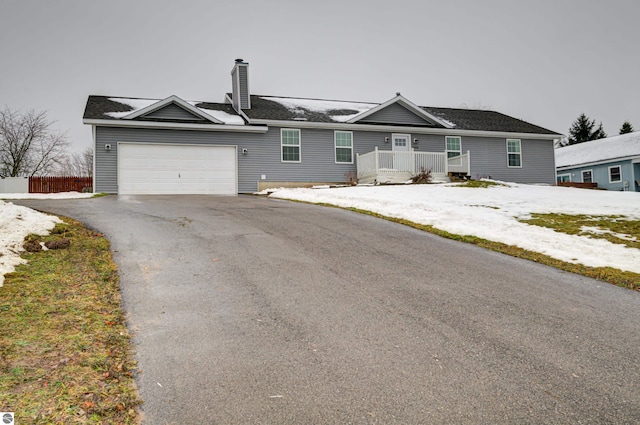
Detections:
[0, 192, 93, 286]
[268, 182, 640, 274]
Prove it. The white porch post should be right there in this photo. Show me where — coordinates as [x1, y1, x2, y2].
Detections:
[374, 146, 379, 174]
[444, 150, 448, 176]
[466, 150, 471, 176]
[410, 148, 415, 174]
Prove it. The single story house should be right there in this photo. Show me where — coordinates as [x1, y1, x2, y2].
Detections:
[83, 59, 561, 195]
[555, 132, 640, 191]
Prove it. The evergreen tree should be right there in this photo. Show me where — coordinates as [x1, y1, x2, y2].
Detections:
[592, 122, 607, 140]
[619, 121, 634, 134]
[568, 113, 607, 145]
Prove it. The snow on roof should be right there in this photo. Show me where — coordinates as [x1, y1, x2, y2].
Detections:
[106, 98, 157, 118]
[192, 105, 244, 125]
[105, 97, 244, 125]
[555, 131, 640, 168]
[261, 96, 379, 122]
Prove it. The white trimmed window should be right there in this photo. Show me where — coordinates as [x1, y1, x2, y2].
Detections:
[507, 139, 522, 168]
[557, 173, 571, 183]
[582, 170, 593, 183]
[609, 165, 621, 183]
[335, 131, 353, 163]
[281, 129, 301, 162]
[445, 136, 462, 158]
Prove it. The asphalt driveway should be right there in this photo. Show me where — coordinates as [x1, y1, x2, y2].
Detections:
[14, 195, 640, 424]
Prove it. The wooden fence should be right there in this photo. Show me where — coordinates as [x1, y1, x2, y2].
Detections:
[29, 176, 93, 193]
[557, 182, 598, 189]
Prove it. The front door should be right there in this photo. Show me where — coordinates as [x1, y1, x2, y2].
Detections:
[391, 133, 412, 172]
[392, 133, 411, 152]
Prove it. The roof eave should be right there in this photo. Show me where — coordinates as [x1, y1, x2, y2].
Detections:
[246, 118, 561, 140]
[556, 155, 640, 170]
[83, 119, 268, 133]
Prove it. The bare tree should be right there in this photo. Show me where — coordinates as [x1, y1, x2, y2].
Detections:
[56, 147, 94, 176]
[0, 107, 69, 177]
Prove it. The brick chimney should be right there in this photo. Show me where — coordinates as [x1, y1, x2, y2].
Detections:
[231, 58, 250, 111]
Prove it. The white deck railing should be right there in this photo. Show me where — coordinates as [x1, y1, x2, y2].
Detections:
[447, 151, 470, 174]
[357, 148, 470, 184]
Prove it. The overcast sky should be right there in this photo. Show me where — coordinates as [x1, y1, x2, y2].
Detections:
[1, 0, 638, 153]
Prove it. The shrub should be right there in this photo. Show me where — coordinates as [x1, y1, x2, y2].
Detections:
[411, 167, 432, 184]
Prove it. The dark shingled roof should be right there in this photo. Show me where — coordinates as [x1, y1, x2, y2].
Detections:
[83, 96, 241, 121]
[422, 106, 559, 135]
[237, 94, 559, 135]
[238, 95, 377, 123]
[83, 96, 134, 120]
[84, 94, 560, 135]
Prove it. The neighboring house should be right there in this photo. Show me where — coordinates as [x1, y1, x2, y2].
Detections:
[555, 132, 640, 192]
[82, 59, 561, 195]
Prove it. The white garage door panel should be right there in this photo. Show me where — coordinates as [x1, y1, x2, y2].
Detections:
[119, 144, 237, 195]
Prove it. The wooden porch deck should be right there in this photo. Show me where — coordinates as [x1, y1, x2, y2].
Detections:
[356, 148, 470, 185]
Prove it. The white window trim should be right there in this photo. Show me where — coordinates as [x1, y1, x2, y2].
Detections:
[506, 138, 522, 168]
[334, 130, 353, 164]
[281, 128, 301, 163]
[581, 169, 593, 183]
[445, 135, 462, 158]
[557, 173, 571, 183]
[608, 165, 622, 183]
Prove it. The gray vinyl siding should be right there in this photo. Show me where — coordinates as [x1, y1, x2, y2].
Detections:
[461, 137, 556, 183]
[238, 66, 250, 109]
[94, 127, 251, 193]
[231, 65, 250, 110]
[231, 71, 240, 111]
[94, 125, 556, 194]
[359, 103, 433, 126]
[143, 103, 204, 121]
[243, 128, 357, 187]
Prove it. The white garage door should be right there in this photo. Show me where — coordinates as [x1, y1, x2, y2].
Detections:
[118, 143, 237, 195]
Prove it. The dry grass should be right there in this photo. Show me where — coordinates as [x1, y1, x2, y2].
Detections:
[520, 213, 640, 250]
[0, 218, 141, 424]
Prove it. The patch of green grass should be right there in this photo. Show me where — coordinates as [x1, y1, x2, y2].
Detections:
[455, 180, 508, 188]
[306, 201, 640, 291]
[0, 218, 141, 424]
[520, 213, 640, 250]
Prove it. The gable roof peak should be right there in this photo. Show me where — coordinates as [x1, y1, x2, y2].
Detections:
[121, 95, 224, 124]
[346, 94, 455, 128]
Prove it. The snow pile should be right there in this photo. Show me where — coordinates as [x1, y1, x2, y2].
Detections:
[0, 201, 61, 286]
[261, 96, 378, 122]
[269, 182, 640, 273]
